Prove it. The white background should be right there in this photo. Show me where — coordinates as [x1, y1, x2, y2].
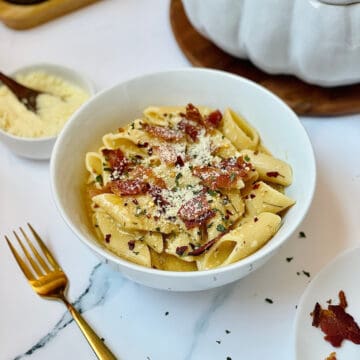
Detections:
[0, 1, 360, 359]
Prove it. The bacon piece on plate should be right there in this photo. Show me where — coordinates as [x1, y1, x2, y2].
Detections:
[130, 166, 167, 189]
[311, 290, 360, 347]
[178, 194, 215, 229]
[143, 123, 183, 142]
[110, 179, 150, 196]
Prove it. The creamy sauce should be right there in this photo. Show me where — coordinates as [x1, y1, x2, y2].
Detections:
[0, 71, 89, 138]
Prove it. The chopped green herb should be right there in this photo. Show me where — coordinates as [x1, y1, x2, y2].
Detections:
[207, 189, 218, 197]
[303, 270, 310, 278]
[225, 330, 231, 334]
[100, 337, 105, 342]
[216, 340, 221, 344]
[208, 199, 214, 203]
[286, 257, 293, 262]
[296, 271, 300, 276]
[227, 357, 232, 360]
[192, 189, 201, 195]
[95, 175, 103, 185]
[207, 222, 213, 229]
[299, 231, 306, 238]
[165, 311, 169, 316]
[133, 251, 139, 255]
[216, 224, 226, 232]
[265, 298, 273, 304]
[175, 173, 183, 187]
[222, 135, 225, 139]
[230, 173, 236, 182]
[131, 122, 135, 129]
[244, 155, 251, 162]
[103, 167, 113, 172]
[155, 227, 161, 232]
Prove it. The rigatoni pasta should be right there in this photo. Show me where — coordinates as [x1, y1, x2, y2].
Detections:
[85, 104, 295, 271]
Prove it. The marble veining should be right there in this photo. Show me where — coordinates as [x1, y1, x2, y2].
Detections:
[14, 263, 126, 360]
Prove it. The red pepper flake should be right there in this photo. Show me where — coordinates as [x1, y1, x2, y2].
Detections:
[175, 246, 188, 256]
[266, 171, 280, 178]
[110, 179, 150, 196]
[147, 147, 153, 156]
[118, 127, 125, 132]
[311, 290, 360, 347]
[105, 234, 111, 243]
[149, 186, 169, 210]
[132, 198, 139, 205]
[204, 110, 222, 128]
[178, 194, 216, 229]
[143, 123, 183, 142]
[175, 155, 185, 167]
[128, 240, 135, 251]
[250, 193, 256, 199]
[252, 183, 260, 190]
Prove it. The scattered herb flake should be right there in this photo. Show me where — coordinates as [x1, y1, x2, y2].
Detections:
[225, 330, 231, 334]
[165, 311, 169, 316]
[216, 340, 221, 344]
[95, 174, 103, 185]
[265, 298, 273, 304]
[244, 155, 251, 162]
[100, 337, 105, 342]
[303, 270, 311, 278]
[175, 172, 183, 187]
[297, 271, 300, 276]
[286, 257, 294, 262]
[155, 227, 160, 232]
[216, 224, 226, 233]
[227, 357, 232, 360]
[299, 231, 306, 238]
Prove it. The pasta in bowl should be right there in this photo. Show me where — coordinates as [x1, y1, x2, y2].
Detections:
[51, 68, 315, 291]
[85, 104, 295, 271]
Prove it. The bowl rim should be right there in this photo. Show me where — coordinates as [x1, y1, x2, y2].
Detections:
[50, 67, 316, 278]
[0, 62, 96, 142]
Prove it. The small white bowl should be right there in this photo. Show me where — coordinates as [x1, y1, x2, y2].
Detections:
[0, 63, 95, 160]
[51, 68, 316, 291]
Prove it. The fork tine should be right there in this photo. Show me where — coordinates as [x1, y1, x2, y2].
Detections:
[5, 235, 35, 280]
[13, 230, 43, 277]
[20, 227, 50, 273]
[27, 223, 61, 270]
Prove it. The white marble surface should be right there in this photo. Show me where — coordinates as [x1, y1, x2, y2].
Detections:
[0, 1, 359, 359]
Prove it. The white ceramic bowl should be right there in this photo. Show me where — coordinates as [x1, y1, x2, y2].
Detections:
[51, 68, 316, 291]
[0, 63, 95, 160]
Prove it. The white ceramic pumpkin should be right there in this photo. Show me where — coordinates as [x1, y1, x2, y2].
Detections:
[182, 0, 360, 86]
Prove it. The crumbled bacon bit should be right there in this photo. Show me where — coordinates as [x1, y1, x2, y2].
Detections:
[311, 290, 360, 347]
[143, 123, 183, 142]
[176, 246, 188, 256]
[326, 352, 337, 360]
[185, 103, 204, 125]
[154, 145, 177, 165]
[102, 149, 129, 173]
[266, 171, 280, 178]
[130, 166, 167, 189]
[128, 240, 135, 251]
[110, 179, 150, 196]
[178, 119, 201, 141]
[149, 186, 169, 209]
[105, 234, 111, 243]
[178, 194, 216, 229]
[188, 238, 216, 256]
[205, 110, 222, 128]
[118, 127, 125, 132]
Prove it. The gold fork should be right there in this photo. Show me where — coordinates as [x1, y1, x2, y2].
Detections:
[5, 223, 117, 360]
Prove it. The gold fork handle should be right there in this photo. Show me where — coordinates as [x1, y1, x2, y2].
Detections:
[61, 297, 117, 360]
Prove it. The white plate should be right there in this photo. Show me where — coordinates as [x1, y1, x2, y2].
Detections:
[295, 247, 360, 359]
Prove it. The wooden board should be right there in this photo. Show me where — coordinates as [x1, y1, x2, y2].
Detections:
[170, 0, 360, 116]
[0, 0, 99, 30]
